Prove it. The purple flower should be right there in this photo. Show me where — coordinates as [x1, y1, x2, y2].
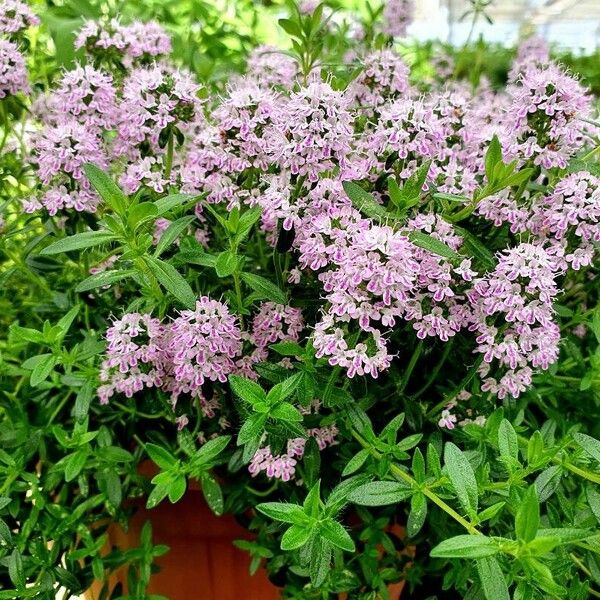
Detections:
[246, 45, 298, 89]
[116, 65, 202, 158]
[33, 119, 107, 186]
[277, 79, 355, 182]
[98, 313, 165, 404]
[50, 64, 119, 129]
[467, 242, 562, 399]
[381, 0, 415, 38]
[162, 297, 243, 404]
[0, 40, 29, 98]
[75, 18, 171, 66]
[249, 302, 304, 349]
[348, 49, 411, 111]
[0, 0, 39, 35]
[506, 63, 591, 169]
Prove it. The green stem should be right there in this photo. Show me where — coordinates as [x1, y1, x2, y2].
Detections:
[425, 355, 484, 418]
[413, 340, 453, 399]
[352, 430, 481, 535]
[48, 391, 72, 425]
[398, 341, 424, 394]
[164, 130, 174, 182]
[232, 270, 245, 328]
[581, 144, 600, 162]
[113, 401, 165, 420]
[244, 482, 279, 497]
[0, 101, 9, 155]
[562, 462, 600, 485]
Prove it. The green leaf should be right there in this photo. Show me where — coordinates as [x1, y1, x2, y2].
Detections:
[270, 402, 303, 422]
[234, 206, 262, 243]
[256, 502, 308, 525]
[8, 549, 24, 589]
[240, 272, 287, 304]
[229, 375, 266, 405]
[535, 465, 561, 502]
[303, 438, 321, 488]
[444, 442, 478, 515]
[10, 325, 44, 344]
[279, 17, 302, 37]
[476, 556, 509, 600]
[237, 414, 267, 445]
[84, 163, 127, 215]
[145, 443, 176, 470]
[200, 472, 223, 515]
[454, 226, 496, 270]
[281, 524, 312, 550]
[320, 519, 355, 552]
[97, 446, 134, 463]
[145, 256, 196, 309]
[168, 475, 187, 503]
[401, 160, 431, 206]
[64, 450, 88, 482]
[587, 484, 600, 524]
[266, 373, 303, 405]
[57, 305, 80, 336]
[477, 501, 505, 523]
[0, 519, 12, 545]
[270, 341, 304, 357]
[515, 486, 539, 543]
[407, 492, 427, 537]
[342, 181, 388, 220]
[128, 202, 158, 230]
[154, 193, 197, 216]
[74, 268, 135, 292]
[407, 231, 461, 262]
[498, 419, 519, 462]
[102, 470, 122, 508]
[348, 481, 412, 506]
[154, 216, 195, 257]
[574, 432, 600, 463]
[535, 528, 593, 544]
[309, 536, 331, 587]
[215, 250, 239, 278]
[193, 436, 231, 466]
[346, 405, 376, 442]
[484, 135, 503, 183]
[40, 230, 116, 255]
[412, 448, 426, 483]
[431, 535, 498, 558]
[146, 483, 169, 509]
[527, 431, 544, 466]
[303, 480, 321, 519]
[342, 449, 370, 477]
[29, 353, 57, 387]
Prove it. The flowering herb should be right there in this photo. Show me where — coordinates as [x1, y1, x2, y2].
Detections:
[1, 1, 600, 599]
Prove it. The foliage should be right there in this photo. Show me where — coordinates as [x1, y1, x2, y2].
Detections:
[1, 0, 600, 599]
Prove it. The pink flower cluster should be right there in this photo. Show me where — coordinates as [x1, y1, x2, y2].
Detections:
[75, 18, 171, 66]
[98, 299, 306, 408]
[348, 50, 411, 111]
[468, 243, 561, 399]
[22, 15, 598, 407]
[98, 298, 241, 405]
[98, 313, 165, 404]
[0, 0, 39, 35]
[0, 39, 29, 98]
[249, 425, 338, 482]
[381, 0, 415, 38]
[506, 64, 592, 169]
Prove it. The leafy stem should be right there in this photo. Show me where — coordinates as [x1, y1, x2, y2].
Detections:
[351, 429, 481, 535]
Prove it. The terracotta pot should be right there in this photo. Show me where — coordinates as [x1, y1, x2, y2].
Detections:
[86, 488, 280, 600]
[86, 464, 410, 599]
